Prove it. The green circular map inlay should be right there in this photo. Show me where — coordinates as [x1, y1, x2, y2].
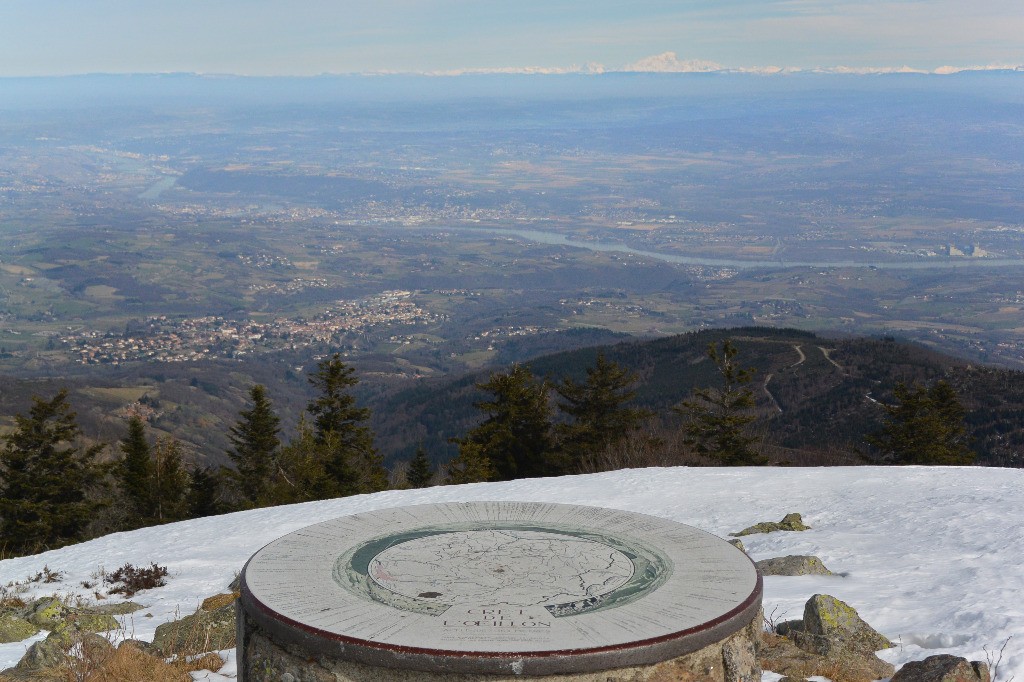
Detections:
[335, 524, 668, 618]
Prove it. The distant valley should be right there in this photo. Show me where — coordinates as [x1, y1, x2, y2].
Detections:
[0, 72, 1022, 467]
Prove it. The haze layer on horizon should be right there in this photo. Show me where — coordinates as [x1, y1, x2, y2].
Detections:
[1, 0, 1022, 77]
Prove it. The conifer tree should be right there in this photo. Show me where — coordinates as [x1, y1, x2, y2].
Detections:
[306, 354, 387, 495]
[406, 446, 434, 488]
[268, 418, 337, 504]
[445, 441, 496, 484]
[555, 353, 652, 471]
[0, 390, 104, 554]
[452, 364, 554, 481]
[674, 340, 766, 466]
[186, 465, 226, 519]
[227, 384, 281, 507]
[152, 437, 189, 522]
[117, 415, 156, 525]
[866, 380, 974, 465]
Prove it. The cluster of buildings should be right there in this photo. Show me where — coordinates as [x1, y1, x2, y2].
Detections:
[64, 290, 442, 365]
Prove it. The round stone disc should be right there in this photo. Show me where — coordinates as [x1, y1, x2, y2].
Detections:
[240, 501, 761, 675]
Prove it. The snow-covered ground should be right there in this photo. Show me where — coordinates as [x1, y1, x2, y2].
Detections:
[1, 466, 1021, 681]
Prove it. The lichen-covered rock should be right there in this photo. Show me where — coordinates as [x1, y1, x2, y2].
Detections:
[760, 631, 895, 682]
[54, 612, 120, 634]
[763, 595, 895, 682]
[891, 654, 991, 682]
[728, 538, 746, 553]
[0, 615, 39, 644]
[152, 602, 236, 656]
[23, 598, 64, 630]
[83, 601, 143, 616]
[755, 555, 833, 577]
[731, 513, 810, 537]
[801, 594, 891, 654]
[200, 592, 239, 612]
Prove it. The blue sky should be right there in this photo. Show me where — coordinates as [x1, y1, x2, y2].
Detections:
[1, 0, 1021, 76]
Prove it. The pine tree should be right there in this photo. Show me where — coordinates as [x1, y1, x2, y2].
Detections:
[451, 364, 554, 481]
[866, 380, 974, 465]
[674, 340, 766, 466]
[0, 390, 105, 554]
[227, 384, 281, 508]
[268, 418, 337, 504]
[555, 353, 652, 471]
[186, 465, 226, 519]
[306, 354, 387, 496]
[117, 415, 156, 526]
[406, 446, 434, 488]
[152, 437, 189, 522]
[445, 441, 496, 484]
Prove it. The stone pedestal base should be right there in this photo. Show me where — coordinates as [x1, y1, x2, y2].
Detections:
[238, 606, 762, 682]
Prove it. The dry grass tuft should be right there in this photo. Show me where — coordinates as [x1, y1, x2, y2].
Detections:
[70, 644, 191, 682]
[182, 652, 225, 673]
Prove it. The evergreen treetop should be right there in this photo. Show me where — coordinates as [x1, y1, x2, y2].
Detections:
[555, 353, 652, 467]
[674, 340, 766, 466]
[867, 379, 974, 465]
[407, 446, 434, 488]
[0, 389, 105, 555]
[151, 437, 190, 522]
[452, 364, 555, 481]
[306, 355, 387, 495]
[117, 415, 156, 525]
[227, 384, 282, 507]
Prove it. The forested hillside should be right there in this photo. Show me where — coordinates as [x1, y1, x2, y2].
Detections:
[371, 327, 1024, 466]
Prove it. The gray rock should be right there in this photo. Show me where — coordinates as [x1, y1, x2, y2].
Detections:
[756, 555, 833, 576]
[731, 513, 810, 537]
[723, 636, 760, 682]
[775, 619, 805, 637]
[118, 638, 160, 656]
[78, 633, 115, 663]
[891, 654, 991, 682]
[15, 631, 73, 670]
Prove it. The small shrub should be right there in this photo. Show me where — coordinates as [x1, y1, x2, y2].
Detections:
[103, 563, 168, 597]
[763, 605, 788, 633]
[985, 635, 1015, 682]
[26, 565, 65, 584]
[0, 585, 27, 610]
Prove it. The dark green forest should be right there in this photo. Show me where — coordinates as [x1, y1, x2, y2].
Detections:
[1, 327, 1021, 557]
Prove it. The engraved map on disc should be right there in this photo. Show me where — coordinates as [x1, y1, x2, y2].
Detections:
[366, 529, 635, 610]
[242, 501, 760, 655]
